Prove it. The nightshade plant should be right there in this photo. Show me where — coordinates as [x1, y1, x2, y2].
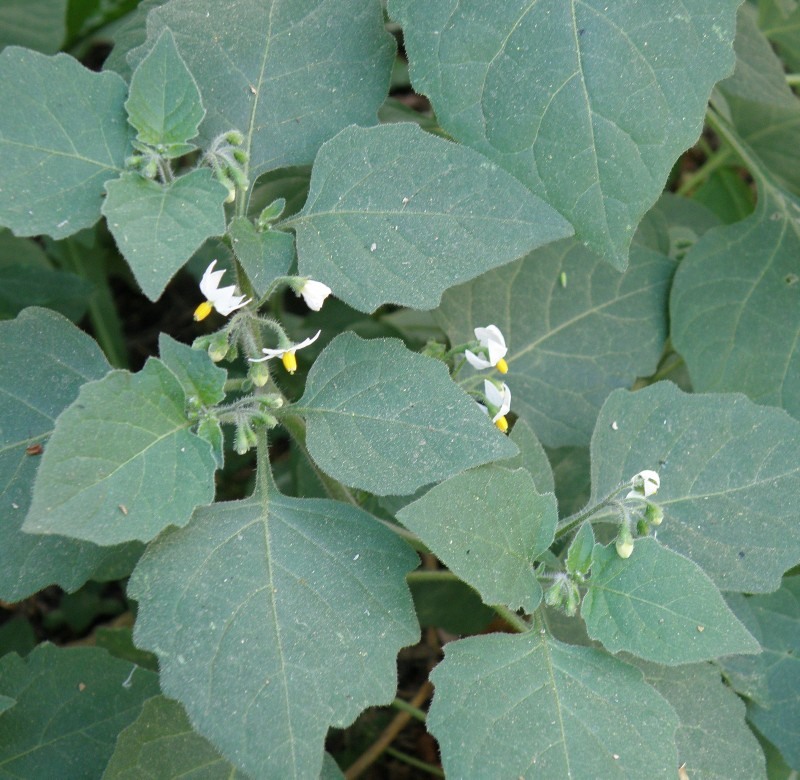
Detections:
[1, 0, 799, 777]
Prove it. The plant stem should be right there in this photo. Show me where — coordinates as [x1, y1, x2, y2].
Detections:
[406, 570, 458, 584]
[390, 697, 427, 722]
[492, 604, 530, 633]
[555, 485, 627, 540]
[384, 747, 445, 777]
[344, 680, 434, 779]
[786, 73, 800, 87]
[675, 144, 733, 196]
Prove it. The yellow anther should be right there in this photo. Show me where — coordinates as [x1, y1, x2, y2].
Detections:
[282, 350, 298, 374]
[194, 300, 214, 321]
[496, 357, 509, 374]
[495, 415, 509, 433]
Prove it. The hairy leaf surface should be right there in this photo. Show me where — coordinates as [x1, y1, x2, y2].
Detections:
[296, 333, 518, 494]
[428, 631, 679, 778]
[289, 123, 573, 312]
[24, 356, 216, 545]
[591, 383, 800, 592]
[390, 0, 740, 267]
[129, 492, 419, 780]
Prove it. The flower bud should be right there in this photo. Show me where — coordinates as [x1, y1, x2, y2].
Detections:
[234, 422, 258, 455]
[249, 361, 271, 387]
[544, 581, 563, 608]
[225, 130, 245, 146]
[636, 519, 650, 536]
[615, 527, 635, 559]
[256, 198, 286, 229]
[208, 331, 230, 362]
[645, 502, 664, 526]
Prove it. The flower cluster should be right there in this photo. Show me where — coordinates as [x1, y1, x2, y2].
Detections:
[615, 470, 663, 559]
[464, 325, 512, 433]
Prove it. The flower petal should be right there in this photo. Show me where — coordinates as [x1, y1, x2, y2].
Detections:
[465, 350, 492, 370]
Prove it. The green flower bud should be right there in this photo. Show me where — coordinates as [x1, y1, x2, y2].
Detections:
[234, 422, 258, 455]
[208, 331, 230, 362]
[636, 519, 650, 536]
[564, 581, 580, 617]
[225, 130, 245, 146]
[645, 502, 664, 526]
[616, 527, 635, 559]
[544, 581, 563, 608]
[258, 394, 284, 410]
[249, 361, 271, 387]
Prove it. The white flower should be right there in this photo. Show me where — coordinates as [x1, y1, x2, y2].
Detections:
[626, 469, 660, 499]
[194, 260, 251, 320]
[297, 279, 332, 311]
[465, 325, 508, 373]
[483, 379, 511, 432]
[249, 330, 321, 374]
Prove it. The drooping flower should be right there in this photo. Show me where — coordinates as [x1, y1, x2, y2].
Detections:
[626, 470, 660, 499]
[249, 330, 321, 374]
[465, 325, 509, 373]
[194, 260, 251, 320]
[296, 279, 332, 311]
[483, 379, 511, 433]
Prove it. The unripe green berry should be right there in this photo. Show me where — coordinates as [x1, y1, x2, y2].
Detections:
[645, 502, 664, 526]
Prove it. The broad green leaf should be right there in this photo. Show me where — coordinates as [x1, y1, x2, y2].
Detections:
[125, 28, 204, 149]
[295, 332, 518, 495]
[0, 617, 36, 658]
[103, 169, 228, 300]
[0, 262, 91, 322]
[591, 382, 800, 593]
[23, 356, 216, 545]
[398, 466, 556, 612]
[0, 0, 66, 53]
[228, 216, 294, 298]
[634, 660, 767, 779]
[287, 123, 573, 312]
[390, 0, 740, 268]
[582, 540, 759, 664]
[635, 192, 723, 258]
[130, 0, 395, 187]
[671, 180, 800, 420]
[0, 308, 142, 602]
[435, 237, 673, 447]
[428, 631, 680, 778]
[157, 334, 226, 408]
[104, 695, 247, 779]
[715, 8, 800, 195]
[504, 417, 555, 494]
[129, 491, 420, 780]
[0, 645, 159, 778]
[0, 48, 131, 239]
[0, 697, 13, 716]
[94, 627, 158, 673]
[719, 578, 800, 769]
[103, 0, 166, 80]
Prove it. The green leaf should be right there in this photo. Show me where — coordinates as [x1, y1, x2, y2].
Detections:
[0, 48, 131, 239]
[158, 333, 226, 407]
[0, 308, 142, 601]
[692, 167, 756, 224]
[0, 696, 13, 716]
[295, 332, 518, 495]
[390, 0, 740, 268]
[228, 216, 294, 298]
[0, 0, 66, 54]
[288, 123, 573, 312]
[103, 0, 166, 80]
[23, 356, 216, 545]
[129, 492, 420, 780]
[549, 445, 591, 518]
[634, 660, 767, 779]
[591, 382, 800, 593]
[759, 0, 800, 70]
[719, 578, 800, 769]
[104, 695, 248, 779]
[125, 28, 205, 149]
[671, 180, 800, 420]
[398, 466, 556, 612]
[504, 417, 555, 494]
[130, 0, 395, 186]
[435, 237, 673, 447]
[428, 631, 680, 778]
[0, 645, 159, 778]
[102, 169, 228, 300]
[716, 8, 800, 195]
[0, 261, 91, 322]
[582, 540, 759, 664]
